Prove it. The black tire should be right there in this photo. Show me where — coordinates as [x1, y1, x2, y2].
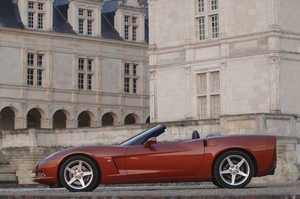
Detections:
[59, 156, 99, 192]
[212, 176, 223, 188]
[49, 183, 63, 188]
[213, 150, 254, 188]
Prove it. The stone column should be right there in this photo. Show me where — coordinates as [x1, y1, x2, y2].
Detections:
[66, 119, 75, 128]
[14, 117, 26, 129]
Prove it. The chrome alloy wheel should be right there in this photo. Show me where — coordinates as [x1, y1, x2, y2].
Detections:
[63, 159, 93, 189]
[213, 151, 254, 188]
[60, 156, 98, 192]
[219, 154, 250, 186]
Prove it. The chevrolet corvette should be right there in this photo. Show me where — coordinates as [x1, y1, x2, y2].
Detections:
[32, 124, 277, 192]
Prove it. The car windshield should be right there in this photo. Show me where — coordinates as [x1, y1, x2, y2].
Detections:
[119, 124, 166, 146]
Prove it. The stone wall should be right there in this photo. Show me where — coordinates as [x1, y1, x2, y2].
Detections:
[0, 118, 299, 184]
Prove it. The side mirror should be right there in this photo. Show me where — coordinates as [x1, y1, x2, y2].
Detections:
[144, 137, 157, 148]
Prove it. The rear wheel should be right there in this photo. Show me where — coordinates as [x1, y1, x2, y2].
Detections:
[60, 156, 99, 192]
[213, 150, 254, 188]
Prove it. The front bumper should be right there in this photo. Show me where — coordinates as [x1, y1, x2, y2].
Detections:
[32, 162, 58, 185]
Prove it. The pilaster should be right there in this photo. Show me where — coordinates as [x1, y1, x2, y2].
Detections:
[268, 0, 280, 30]
[269, 55, 281, 113]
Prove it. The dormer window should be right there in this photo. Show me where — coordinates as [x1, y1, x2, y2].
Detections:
[195, 0, 219, 41]
[38, 13, 43, 29]
[79, 8, 84, 16]
[77, 8, 94, 35]
[211, 0, 218, 10]
[87, 10, 92, 17]
[123, 15, 139, 41]
[78, 19, 84, 34]
[112, 1, 146, 42]
[132, 17, 137, 24]
[125, 15, 129, 23]
[28, 2, 34, 9]
[38, 3, 43, 10]
[17, 0, 52, 30]
[26, 1, 45, 30]
[68, 1, 101, 36]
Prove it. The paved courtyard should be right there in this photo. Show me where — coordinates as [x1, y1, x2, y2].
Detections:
[0, 181, 299, 198]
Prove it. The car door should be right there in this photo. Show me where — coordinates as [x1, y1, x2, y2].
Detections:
[125, 139, 205, 182]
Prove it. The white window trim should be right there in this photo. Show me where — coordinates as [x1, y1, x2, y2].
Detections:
[26, 52, 45, 87]
[196, 71, 220, 119]
[124, 62, 139, 94]
[77, 57, 94, 90]
[195, 0, 219, 41]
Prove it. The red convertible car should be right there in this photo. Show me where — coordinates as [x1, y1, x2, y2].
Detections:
[33, 124, 277, 192]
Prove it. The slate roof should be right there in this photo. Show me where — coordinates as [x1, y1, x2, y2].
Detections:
[102, 0, 119, 14]
[0, 0, 148, 42]
[0, 0, 24, 29]
[53, 4, 76, 34]
[102, 13, 123, 40]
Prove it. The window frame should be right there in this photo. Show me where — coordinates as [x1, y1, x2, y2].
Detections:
[210, 0, 218, 11]
[26, 1, 45, 29]
[123, 15, 139, 41]
[26, 52, 45, 87]
[38, 13, 44, 29]
[28, 12, 34, 28]
[198, 17, 205, 41]
[196, 71, 220, 119]
[198, 0, 205, 13]
[124, 62, 139, 94]
[211, 15, 219, 39]
[77, 8, 95, 35]
[28, 2, 34, 9]
[195, 0, 219, 41]
[77, 57, 94, 91]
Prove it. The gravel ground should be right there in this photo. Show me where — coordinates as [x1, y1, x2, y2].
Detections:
[0, 181, 299, 198]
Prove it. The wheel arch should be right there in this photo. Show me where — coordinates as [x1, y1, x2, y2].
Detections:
[211, 148, 258, 178]
[56, 153, 102, 186]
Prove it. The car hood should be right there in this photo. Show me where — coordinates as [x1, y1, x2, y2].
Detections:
[42, 145, 127, 164]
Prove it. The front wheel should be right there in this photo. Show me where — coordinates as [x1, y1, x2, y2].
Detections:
[213, 150, 254, 188]
[60, 156, 99, 192]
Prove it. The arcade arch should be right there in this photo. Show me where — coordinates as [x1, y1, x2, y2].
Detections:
[146, 116, 150, 123]
[0, 106, 149, 129]
[101, 112, 118, 126]
[53, 110, 69, 129]
[27, 108, 43, 129]
[0, 107, 16, 130]
[77, 111, 96, 128]
[124, 113, 140, 125]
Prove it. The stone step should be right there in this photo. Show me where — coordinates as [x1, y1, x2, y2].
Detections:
[0, 166, 15, 173]
[0, 163, 17, 183]
[0, 173, 17, 182]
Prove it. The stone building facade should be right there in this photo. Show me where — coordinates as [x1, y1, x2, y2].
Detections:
[0, 0, 150, 130]
[148, 0, 300, 137]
